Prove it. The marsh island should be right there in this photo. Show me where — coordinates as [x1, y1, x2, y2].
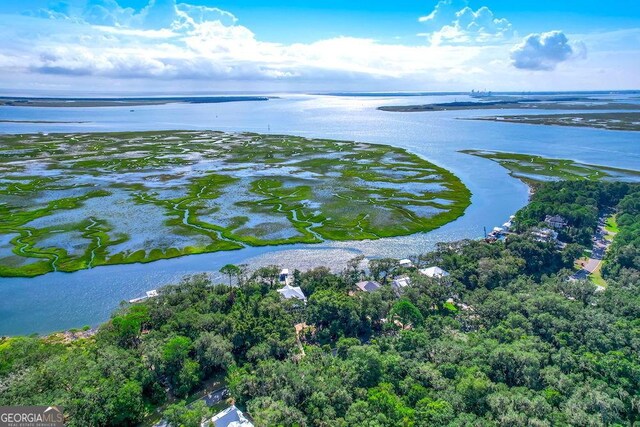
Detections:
[469, 112, 640, 132]
[461, 149, 640, 183]
[377, 98, 640, 113]
[0, 131, 470, 277]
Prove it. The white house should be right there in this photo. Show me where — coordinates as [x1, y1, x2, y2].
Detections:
[531, 227, 559, 242]
[399, 259, 413, 268]
[392, 276, 411, 293]
[201, 405, 253, 427]
[419, 266, 450, 279]
[277, 284, 307, 302]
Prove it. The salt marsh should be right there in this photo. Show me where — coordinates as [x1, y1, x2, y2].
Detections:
[0, 130, 470, 277]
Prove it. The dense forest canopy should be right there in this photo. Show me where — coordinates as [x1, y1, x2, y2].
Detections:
[0, 181, 639, 426]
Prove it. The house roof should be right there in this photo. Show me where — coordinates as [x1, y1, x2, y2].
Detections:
[392, 276, 411, 288]
[399, 259, 413, 266]
[203, 405, 253, 427]
[545, 215, 567, 223]
[419, 266, 450, 278]
[355, 280, 382, 292]
[277, 284, 307, 301]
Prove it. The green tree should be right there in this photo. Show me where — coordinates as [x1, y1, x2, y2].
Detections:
[247, 397, 308, 426]
[164, 400, 209, 427]
[219, 264, 241, 286]
[109, 304, 150, 348]
[390, 298, 423, 329]
[415, 398, 454, 427]
[194, 332, 234, 374]
[367, 383, 414, 426]
[306, 289, 360, 341]
[369, 258, 397, 284]
[175, 358, 201, 397]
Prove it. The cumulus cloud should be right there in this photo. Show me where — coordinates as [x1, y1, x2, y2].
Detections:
[82, 0, 135, 26]
[176, 3, 237, 26]
[4, 0, 626, 92]
[511, 31, 583, 71]
[419, 0, 512, 45]
[26, 0, 237, 30]
[4, 0, 497, 86]
[24, 1, 82, 22]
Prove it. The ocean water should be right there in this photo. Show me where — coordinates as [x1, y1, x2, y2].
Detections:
[0, 93, 639, 335]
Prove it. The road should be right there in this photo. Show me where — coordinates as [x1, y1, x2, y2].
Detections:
[571, 215, 614, 281]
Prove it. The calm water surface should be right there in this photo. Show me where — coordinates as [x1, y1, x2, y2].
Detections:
[1, 94, 638, 334]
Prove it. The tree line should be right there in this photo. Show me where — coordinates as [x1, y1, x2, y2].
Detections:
[0, 181, 638, 426]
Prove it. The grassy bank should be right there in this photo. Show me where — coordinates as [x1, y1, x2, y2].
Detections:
[460, 150, 640, 183]
[469, 112, 640, 132]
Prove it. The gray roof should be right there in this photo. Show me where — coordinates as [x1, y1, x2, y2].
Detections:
[202, 405, 253, 427]
[356, 280, 382, 292]
[545, 215, 567, 224]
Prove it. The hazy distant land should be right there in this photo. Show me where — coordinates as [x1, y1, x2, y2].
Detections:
[468, 112, 640, 132]
[378, 98, 640, 112]
[0, 119, 90, 124]
[0, 96, 271, 108]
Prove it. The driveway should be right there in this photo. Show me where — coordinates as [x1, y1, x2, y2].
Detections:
[582, 218, 613, 274]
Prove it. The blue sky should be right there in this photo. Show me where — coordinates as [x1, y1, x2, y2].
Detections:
[0, 0, 638, 93]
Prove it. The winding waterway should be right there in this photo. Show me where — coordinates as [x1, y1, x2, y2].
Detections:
[1, 93, 639, 335]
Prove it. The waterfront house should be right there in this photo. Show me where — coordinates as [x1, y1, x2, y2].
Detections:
[419, 266, 450, 279]
[279, 268, 293, 285]
[355, 280, 382, 292]
[392, 276, 411, 294]
[545, 215, 568, 229]
[399, 259, 413, 268]
[277, 284, 307, 302]
[201, 405, 253, 427]
[531, 227, 559, 242]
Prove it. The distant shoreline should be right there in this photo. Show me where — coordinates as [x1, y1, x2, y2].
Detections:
[377, 99, 640, 112]
[465, 112, 640, 132]
[0, 119, 90, 124]
[0, 96, 272, 108]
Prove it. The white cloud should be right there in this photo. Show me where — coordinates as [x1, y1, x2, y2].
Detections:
[82, 0, 135, 26]
[511, 30, 583, 71]
[0, 0, 636, 92]
[3, 1, 494, 86]
[419, 0, 512, 45]
[176, 3, 237, 26]
[28, 0, 237, 30]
